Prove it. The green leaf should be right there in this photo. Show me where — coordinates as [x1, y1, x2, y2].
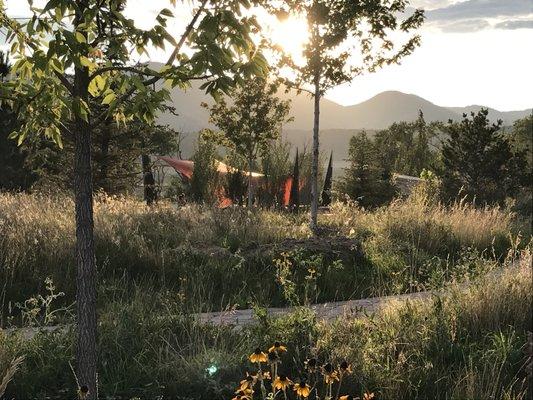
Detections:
[75, 31, 86, 43]
[102, 92, 116, 105]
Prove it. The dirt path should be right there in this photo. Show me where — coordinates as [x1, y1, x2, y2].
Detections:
[4, 291, 434, 339]
[198, 291, 433, 328]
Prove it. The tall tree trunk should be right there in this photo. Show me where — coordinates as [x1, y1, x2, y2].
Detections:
[73, 4, 97, 398]
[142, 154, 157, 206]
[310, 72, 321, 233]
[74, 65, 98, 400]
[247, 154, 253, 208]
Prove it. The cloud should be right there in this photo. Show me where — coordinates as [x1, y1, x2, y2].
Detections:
[439, 18, 491, 33]
[421, 0, 533, 32]
[495, 19, 533, 29]
[426, 0, 532, 21]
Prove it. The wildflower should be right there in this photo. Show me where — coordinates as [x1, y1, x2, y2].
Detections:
[340, 396, 358, 400]
[273, 374, 292, 391]
[249, 348, 268, 363]
[305, 358, 317, 372]
[268, 341, 287, 353]
[239, 373, 256, 390]
[252, 370, 271, 381]
[322, 362, 339, 384]
[363, 392, 375, 400]
[77, 385, 89, 400]
[268, 350, 281, 365]
[294, 380, 311, 398]
[339, 360, 353, 374]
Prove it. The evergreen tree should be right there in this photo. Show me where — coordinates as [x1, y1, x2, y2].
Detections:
[440, 109, 529, 205]
[338, 131, 394, 207]
[289, 148, 300, 212]
[321, 151, 333, 206]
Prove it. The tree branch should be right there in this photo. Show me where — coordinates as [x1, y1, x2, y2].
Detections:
[90, 0, 209, 128]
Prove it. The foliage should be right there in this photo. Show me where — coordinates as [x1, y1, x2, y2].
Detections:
[202, 78, 292, 207]
[23, 117, 181, 194]
[269, 0, 425, 230]
[259, 138, 293, 208]
[2, 252, 530, 399]
[1, 191, 523, 322]
[374, 111, 440, 177]
[439, 109, 530, 206]
[0, 51, 36, 191]
[188, 132, 221, 204]
[337, 131, 395, 208]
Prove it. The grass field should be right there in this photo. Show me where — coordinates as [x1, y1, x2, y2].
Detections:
[0, 191, 531, 399]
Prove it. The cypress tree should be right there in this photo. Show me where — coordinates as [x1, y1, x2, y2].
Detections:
[321, 151, 333, 206]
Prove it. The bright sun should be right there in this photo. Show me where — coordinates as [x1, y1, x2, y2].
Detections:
[269, 16, 309, 61]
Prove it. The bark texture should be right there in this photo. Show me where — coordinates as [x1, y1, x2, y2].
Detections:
[74, 67, 98, 399]
[310, 73, 321, 232]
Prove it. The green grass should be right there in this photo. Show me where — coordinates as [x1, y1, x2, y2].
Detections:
[2, 251, 530, 399]
[1, 191, 524, 320]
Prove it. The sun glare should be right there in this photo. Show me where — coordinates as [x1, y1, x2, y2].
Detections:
[269, 16, 309, 62]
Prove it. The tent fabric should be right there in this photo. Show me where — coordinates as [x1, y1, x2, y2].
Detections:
[158, 155, 293, 207]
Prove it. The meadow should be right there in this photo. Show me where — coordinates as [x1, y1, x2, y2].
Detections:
[0, 189, 531, 399]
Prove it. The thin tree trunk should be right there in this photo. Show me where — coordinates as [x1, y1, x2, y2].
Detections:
[247, 155, 253, 208]
[310, 72, 321, 233]
[74, 66, 98, 399]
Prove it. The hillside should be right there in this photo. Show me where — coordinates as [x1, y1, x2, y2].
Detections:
[153, 68, 531, 159]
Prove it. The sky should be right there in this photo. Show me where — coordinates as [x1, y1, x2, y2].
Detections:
[2, 0, 533, 111]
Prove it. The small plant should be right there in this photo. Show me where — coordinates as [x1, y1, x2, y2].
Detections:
[15, 277, 72, 327]
[233, 342, 374, 400]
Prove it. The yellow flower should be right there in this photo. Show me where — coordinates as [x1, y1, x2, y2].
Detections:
[325, 371, 339, 384]
[252, 370, 271, 381]
[339, 360, 353, 374]
[340, 396, 358, 400]
[239, 374, 256, 390]
[273, 374, 292, 391]
[294, 381, 311, 398]
[322, 363, 339, 384]
[268, 341, 287, 353]
[249, 348, 268, 363]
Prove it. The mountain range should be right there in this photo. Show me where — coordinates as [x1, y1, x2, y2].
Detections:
[155, 76, 531, 166]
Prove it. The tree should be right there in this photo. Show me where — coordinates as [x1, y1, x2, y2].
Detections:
[320, 151, 333, 206]
[439, 109, 530, 205]
[203, 78, 292, 207]
[508, 114, 532, 166]
[374, 111, 439, 178]
[338, 131, 394, 207]
[260, 138, 292, 208]
[0, 51, 36, 190]
[189, 132, 220, 204]
[0, 0, 269, 396]
[289, 148, 300, 211]
[23, 118, 180, 194]
[271, 0, 424, 232]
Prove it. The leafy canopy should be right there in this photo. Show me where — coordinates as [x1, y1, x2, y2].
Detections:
[0, 0, 270, 146]
[269, 0, 425, 94]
